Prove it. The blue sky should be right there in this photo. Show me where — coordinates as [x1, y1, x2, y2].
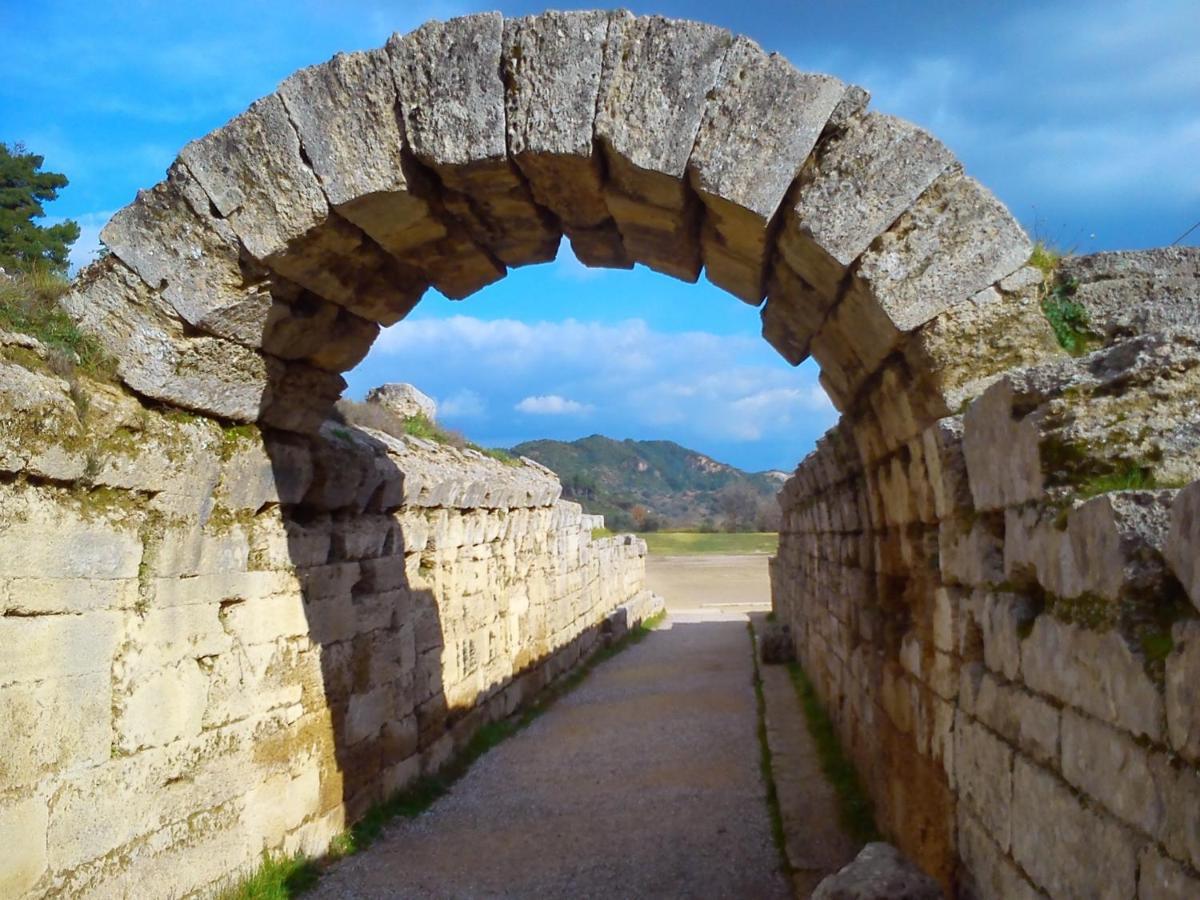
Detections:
[3, 1, 1197, 471]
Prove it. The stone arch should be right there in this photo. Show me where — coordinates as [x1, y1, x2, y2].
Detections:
[65, 9, 1037, 444]
[58, 9, 1186, 894]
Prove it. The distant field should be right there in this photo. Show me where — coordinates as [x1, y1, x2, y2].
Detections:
[640, 531, 778, 556]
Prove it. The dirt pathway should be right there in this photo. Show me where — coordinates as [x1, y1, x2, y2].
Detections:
[309, 557, 788, 899]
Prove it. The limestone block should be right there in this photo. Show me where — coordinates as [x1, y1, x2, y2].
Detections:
[1061, 708, 1164, 838]
[213, 592, 312, 648]
[760, 262, 834, 365]
[1138, 845, 1200, 900]
[100, 162, 276, 348]
[92, 408, 222, 503]
[259, 361, 346, 435]
[939, 517, 1004, 588]
[1151, 756, 1200, 872]
[149, 522, 249, 579]
[812, 842, 941, 900]
[217, 436, 277, 513]
[689, 36, 845, 302]
[904, 280, 1062, 417]
[0, 795, 48, 898]
[1021, 615, 1164, 741]
[921, 417, 971, 519]
[838, 171, 1032, 379]
[180, 93, 425, 324]
[345, 685, 395, 745]
[1167, 481, 1200, 612]
[1060, 490, 1174, 602]
[1166, 620, 1200, 764]
[596, 14, 731, 280]
[202, 642, 305, 729]
[957, 808, 1042, 900]
[0, 611, 121, 688]
[1012, 756, 1138, 899]
[0, 674, 112, 792]
[503, 10, 628, 268]
[963, 376, 1045, 511]
[0, 498, 141, 584]
[964, 669, 1059, 768]
[954, 712, 1013, 851]
[242, 766, 321, 851]
[390, 13, 560, 267]
[1059, 247, 1200, 342]
[365, 382, 437, 421]
[778, 112, 956, 299]
[61, 258, 270, 422]
[114, 659, 210, 753]
[978, 591, 1034, 681]
[0, 360, 88, 481]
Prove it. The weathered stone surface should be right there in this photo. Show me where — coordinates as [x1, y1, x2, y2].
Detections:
[1138, 845, 1200, 900]
[280, 47, 502, 299]
[761, 259, 837, 365]
[1012, 756, 1138, 899]
[812, 842, 941, 900]
[62, 258, 271, 421]
[596, 13, 731, 280]
[836, 171, 1032, 380]
[961, 667, 1059, 768]
[778, 113, 956, 299]
[1061, 708, 1167, 840]
[0, 796, 48, 897]
[690, 37, 844, 302]
[1167, 482, 1200, 612]
[957, 808, 1042, 900]
[181, 93, 425, 324]
[365, 383, 437, 421]
[390, 13, 559, 267]
[1059, 247, 1200, 342]
[954, 712, 1013, 851]
[0, 360, 88, 481]
[503, 11, 628, 269]
[1166, 620, 1200, 764]
[100, 162, 277, 349]
[1021, 614, 1164, 741]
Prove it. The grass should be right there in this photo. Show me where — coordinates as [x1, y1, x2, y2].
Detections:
[785, 662, 880, 845]
[747, 620, 791, 875]
[641, 531, 778, 556]
[221, 609, 666, 899]
[333, 401, 520, 465]
[1028, 242, 1097, 357]
[590, 526, 615, 540]
[0, 263, 114, 378]
[1076, 462, 1156, 498]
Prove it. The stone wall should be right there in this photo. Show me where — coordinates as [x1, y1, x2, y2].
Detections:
[771, 250, 1200, 898]
[0, 351, 657, 899]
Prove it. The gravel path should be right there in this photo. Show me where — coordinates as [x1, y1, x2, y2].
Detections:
[309, 602, 789, 899]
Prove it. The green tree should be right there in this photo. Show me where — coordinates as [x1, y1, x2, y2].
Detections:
[0, 143, 80, 273]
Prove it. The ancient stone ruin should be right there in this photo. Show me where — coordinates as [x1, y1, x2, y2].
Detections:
[1, 9, 1198, 898]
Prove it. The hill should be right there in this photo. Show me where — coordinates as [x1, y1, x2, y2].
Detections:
[510, 435, 786, 532]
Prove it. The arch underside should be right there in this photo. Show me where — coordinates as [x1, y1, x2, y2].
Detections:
[67, 8, 1038, 460]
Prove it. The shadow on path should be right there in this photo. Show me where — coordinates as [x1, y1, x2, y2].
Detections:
[308, 614, 790, 899]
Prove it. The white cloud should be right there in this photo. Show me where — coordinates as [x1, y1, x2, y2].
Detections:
[439, 388, 484, 419]
[362, 314, 837, 450]
[515, 394, 593, 415]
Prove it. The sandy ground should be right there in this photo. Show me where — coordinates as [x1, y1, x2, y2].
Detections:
[309, 554, 789, 899]
[646, 553, 773, 613]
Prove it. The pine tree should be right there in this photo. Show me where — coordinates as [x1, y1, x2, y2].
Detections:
[0, 142, 80, 273]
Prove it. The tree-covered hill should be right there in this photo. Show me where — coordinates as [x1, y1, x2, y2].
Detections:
[511, 434, 787, 532]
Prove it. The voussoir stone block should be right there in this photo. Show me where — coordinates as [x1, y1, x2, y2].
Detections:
[778, 112, 956, 300]
[180, 93, 425, 324]
[101, 162, 278, 349]
[596, 13, 732, 280]
[61, 258, 271, 422]
[689, 36, 846, 303]
[279, 47, 502, 299]
[503, 10, 629, 269]
[761, 261, 837, 365]
[836, 171, 1032, 380]
[390, 13, 560, 267]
